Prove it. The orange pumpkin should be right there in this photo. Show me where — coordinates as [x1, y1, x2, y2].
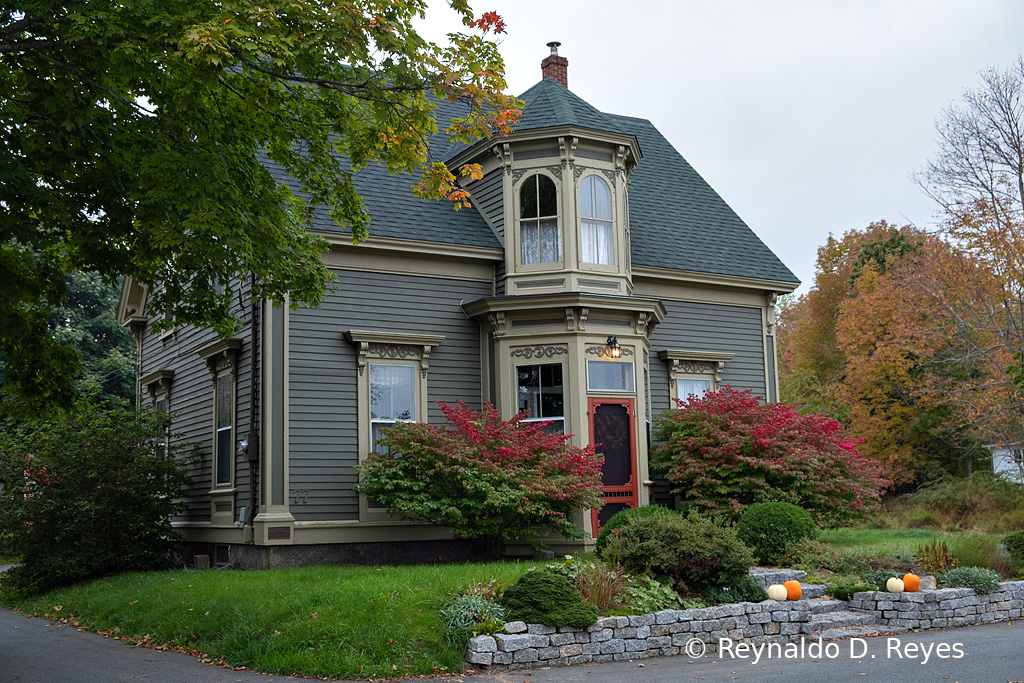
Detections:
[903, 573, 920, 592]
[783, 580, 802, 601]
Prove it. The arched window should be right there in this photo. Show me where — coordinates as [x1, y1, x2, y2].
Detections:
[580, 175, 613, 265]
[519, 174, 560, 264]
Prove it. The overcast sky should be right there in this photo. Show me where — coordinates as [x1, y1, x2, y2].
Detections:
[417, 0, 1024, 292]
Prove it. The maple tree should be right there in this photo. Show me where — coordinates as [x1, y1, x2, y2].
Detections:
[778, 223, 983, 485]
[354, 402, 604, 554]
[0, 1, 520, 415]
[651, 387, 886, 526]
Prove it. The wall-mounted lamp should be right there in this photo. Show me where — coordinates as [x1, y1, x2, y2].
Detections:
[607, 335, 622, 359]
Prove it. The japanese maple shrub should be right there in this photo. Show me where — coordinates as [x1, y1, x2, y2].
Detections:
[355, 402, 603, 553]
[651, 387, 887, 526]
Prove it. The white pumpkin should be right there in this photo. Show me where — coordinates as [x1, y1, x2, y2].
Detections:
[886, 577, 905, 593]
[767, 584, 788, 601]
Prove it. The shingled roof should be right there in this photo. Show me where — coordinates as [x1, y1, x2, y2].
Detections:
[263, 79, 798, 285]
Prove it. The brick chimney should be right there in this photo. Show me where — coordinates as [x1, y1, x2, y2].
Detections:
[541, 41, 568, 88]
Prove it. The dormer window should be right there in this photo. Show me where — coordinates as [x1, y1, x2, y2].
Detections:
[580, 174, 614, 265]
[519, 174, 560, 265]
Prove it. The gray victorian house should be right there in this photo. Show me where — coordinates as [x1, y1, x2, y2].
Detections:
[119, 46, 799, 568]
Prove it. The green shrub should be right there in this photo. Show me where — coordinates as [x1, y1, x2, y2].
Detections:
[1004, 531, 1024, 577]
[355, 402, 604, 555]
[619, 575, 682, 614]
[736, 502, 817, 565]
[651, 387, 887, 526]
[605, 510, 754, 592]
[827, 576, 876, 600]
[500, 570, 598, 628]
[439, 594, 506, 644]
[780, 539, 865, 574]
[940, 566, 1002, 593]
[595, 505, 674, 556]
[700, 575, 768, 605]
[0, 405, 191, 596]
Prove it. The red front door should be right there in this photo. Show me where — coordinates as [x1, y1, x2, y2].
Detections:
[588, 397, 638, 536]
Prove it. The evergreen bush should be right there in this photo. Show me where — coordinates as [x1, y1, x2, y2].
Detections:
[499, 570, 598, 629]
[940, 566, 1002, 592]
[594, 504, 675, 556]
[604, 510, 754, 592]
[736, 502, 817, 565]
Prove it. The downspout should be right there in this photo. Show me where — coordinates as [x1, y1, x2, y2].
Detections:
[246, 272, 261, 535]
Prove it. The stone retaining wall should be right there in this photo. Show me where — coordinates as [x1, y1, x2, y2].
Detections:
[466, 601, 814, 668]
[847, 580, 1024, 629]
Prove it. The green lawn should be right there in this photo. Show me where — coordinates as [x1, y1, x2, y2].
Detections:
[2, 560, 545, 679]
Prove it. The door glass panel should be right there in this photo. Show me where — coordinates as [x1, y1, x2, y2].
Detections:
[598, 502, 628, 528]
[594, 403, 631, 486]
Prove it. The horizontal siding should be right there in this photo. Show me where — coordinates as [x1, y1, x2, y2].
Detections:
[287, 269, 491, 522]
[473, 169, 505, 244]
[649, 300, 766, 416]
[139, 277, 257, 523]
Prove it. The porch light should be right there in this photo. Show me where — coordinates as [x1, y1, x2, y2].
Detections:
[607, 335, 622, 359]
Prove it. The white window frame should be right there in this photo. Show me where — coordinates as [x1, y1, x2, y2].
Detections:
[345, 330, 444, 522]
[659, 350, 735, 405]
[578, 172, 616, 268]
[515, 171, 563, 271]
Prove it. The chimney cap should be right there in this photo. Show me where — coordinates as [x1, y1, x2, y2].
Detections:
[547, 41, 561, 55]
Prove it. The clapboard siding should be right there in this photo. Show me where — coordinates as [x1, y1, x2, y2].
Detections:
[139, 277, 257, 523]
[287, 269, 490, 522]
[472, 169, 505, 243]
[649, 300, 766, 415]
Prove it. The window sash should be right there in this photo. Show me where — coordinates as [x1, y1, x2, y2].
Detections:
[516, 363, 565, 421]
[369, 364, 415, 422]
[214, 372, 233, 486]
[581, 218, 614, 265]
[521, 219, 560, 265]
[587, 360, 635, 392]
[677, 378, 712, 401]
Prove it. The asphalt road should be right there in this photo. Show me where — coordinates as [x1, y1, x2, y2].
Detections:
[1, 606, 1022, 683]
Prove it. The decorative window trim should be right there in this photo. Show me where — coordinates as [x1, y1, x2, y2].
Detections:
[196, 339, 242, 504]
[346, 330, 443, 522]
[139, 368, 174, 405]
[197, 338, 242, 376]
[344, 330, 445, 379]
[659, 349, 735, 403]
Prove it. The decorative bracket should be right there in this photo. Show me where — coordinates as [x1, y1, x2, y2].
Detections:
[765, 291, 778, 334]
[139, 368, 174, 404]
[658, 349, 735, 385]
[488, 311, 508, 337]
[196, 338, 242, 378]
[344, 330, 445, 379]
[494, 142, 512, 175]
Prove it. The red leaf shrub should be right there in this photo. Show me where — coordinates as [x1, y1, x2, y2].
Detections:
[651, 387, 887, 526]
[355, 402, 604, 552]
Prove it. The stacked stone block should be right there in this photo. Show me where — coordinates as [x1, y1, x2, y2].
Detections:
[847, 580, 1024, 630]
[466, 600, 813, 668]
